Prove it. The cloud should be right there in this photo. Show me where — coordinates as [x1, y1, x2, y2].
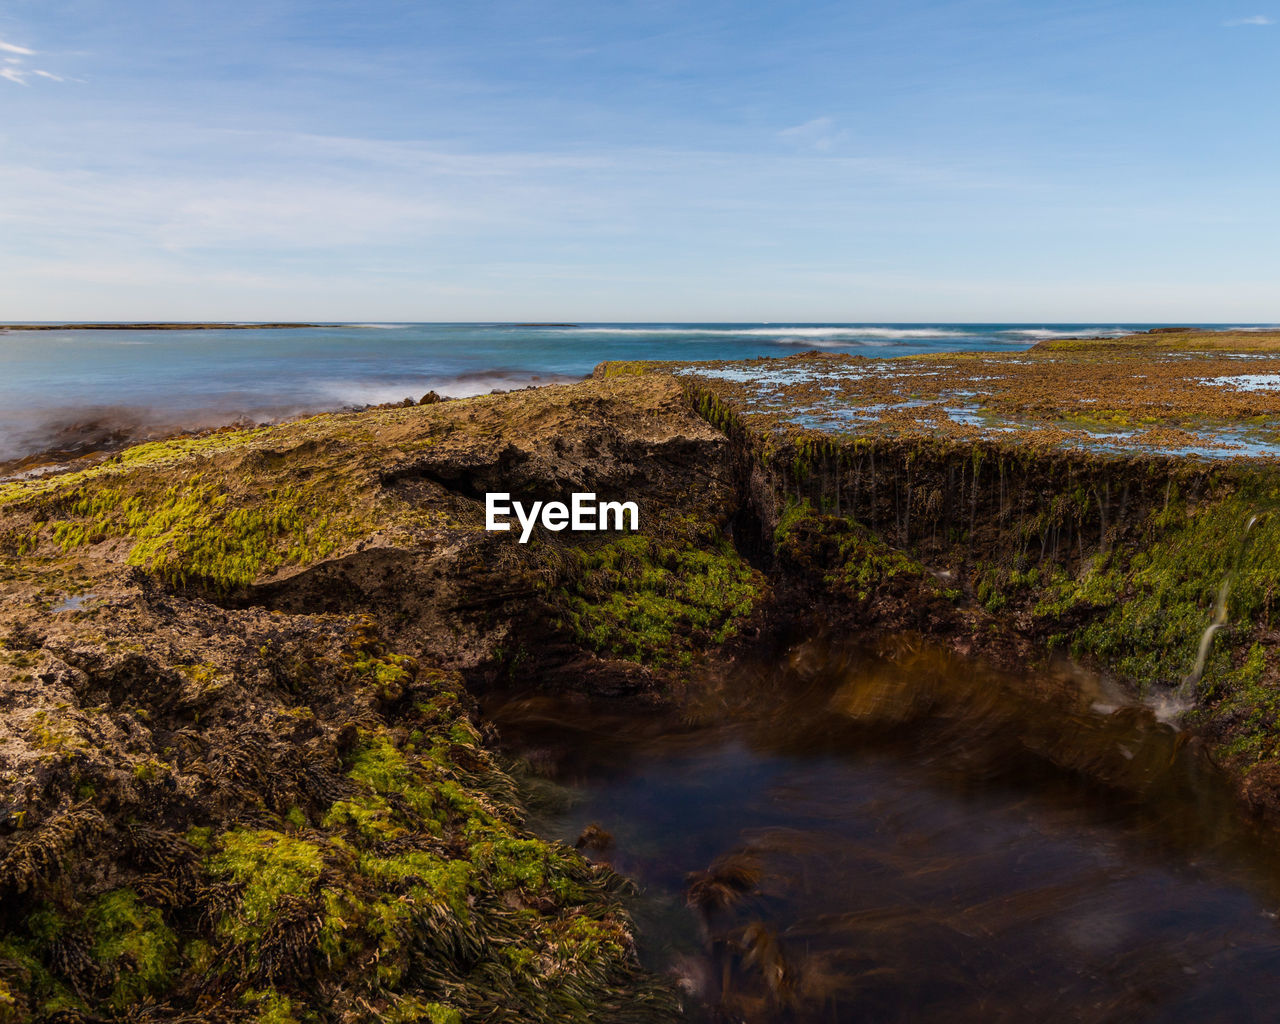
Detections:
[0, 35, 67, 85]
[778, 116, 846, 153]
[1223, 14, 1274, 25]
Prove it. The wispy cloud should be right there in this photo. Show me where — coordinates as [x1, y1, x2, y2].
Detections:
[778, 116, 846, 153]
[0, 35, 67, 85]
[1224, 14, 1274, 25]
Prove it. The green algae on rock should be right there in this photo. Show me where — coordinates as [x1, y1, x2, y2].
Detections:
[627, 332, 1280, 820]
[0, 377, 751, 1021]
[0, 374, 778, 1020]
[614, 328, 1280, 459]
[0, 600, 680, 1022]
[560, 531, 764, 669]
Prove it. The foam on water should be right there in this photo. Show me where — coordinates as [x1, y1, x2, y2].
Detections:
[565, 325, 972, 338]
[1000, 327, 1131, 339]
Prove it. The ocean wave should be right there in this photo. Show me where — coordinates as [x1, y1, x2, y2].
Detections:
[749, 327, 969, 339]
[999, 328, 1131, 339]
[316, 370, 582, 407]
[563, 325, 973, 339]
[772, 336, 893, 348]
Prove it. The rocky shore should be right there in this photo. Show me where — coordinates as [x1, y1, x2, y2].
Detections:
[5, 332, 1280, 1020]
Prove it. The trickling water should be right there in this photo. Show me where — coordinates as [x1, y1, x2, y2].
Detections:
[1181, 577, 1231, 697]
[490, 636, 1280, 1023]
[1179, 514, 1260, 700]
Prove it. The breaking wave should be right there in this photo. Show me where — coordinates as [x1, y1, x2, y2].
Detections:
[565, 325, 973, 340]
[773, 336, 894, 348]
[999, 328, 1131, 340]
[315, 370, 582, 407]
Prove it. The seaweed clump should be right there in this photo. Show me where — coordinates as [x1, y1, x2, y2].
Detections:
[0, 609, 679, 1022]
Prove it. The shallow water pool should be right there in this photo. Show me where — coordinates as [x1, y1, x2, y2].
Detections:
[487, 637, 1280, 1022]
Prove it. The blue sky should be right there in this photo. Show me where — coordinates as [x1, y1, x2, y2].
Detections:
[1, 0, 1277, 321]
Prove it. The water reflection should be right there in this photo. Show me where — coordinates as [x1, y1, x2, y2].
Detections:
[487, 636, 1280, 1023]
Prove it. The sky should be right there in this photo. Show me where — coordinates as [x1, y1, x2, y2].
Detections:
[0, 0, 1277, 322]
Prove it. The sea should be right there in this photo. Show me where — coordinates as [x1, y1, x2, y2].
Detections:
[1, 321, 1270, 465]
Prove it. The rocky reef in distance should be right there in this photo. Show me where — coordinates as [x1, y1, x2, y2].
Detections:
[0, 324, 320, 332]
[4, 329, 1280, 1020]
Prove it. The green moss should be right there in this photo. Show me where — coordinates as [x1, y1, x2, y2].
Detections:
[26, 710, 88, 752]
[86, 889, 179, 1007]
[184, 938, 216, 974]
[345, 734, 440, 823]
[132, 757, 169, 783]
[241, 987, 309, 1024]
[546, 915, 630, 976]
[14, 468, 355, 592]
[468, 834, 580, 902]
[562, 535, 761, 666]
[356, 851, 473, 916]
[775, 498, 935, 604]
[116, 428, 268, 467]
[0, 630, 675, 1024]
[176, 661, 218, 685]
[315, 887, 363, 965]
[826, 527, 932, 603]
[6, 894, 177, 1012]
[1198, 643, 1280, 764]
[688, 387, 748, 438]
[124, 481, 341, 590]
[350, 647, 418, 702]
[382, 998, 463, 1024]
[0, 934, 82, 1016]
[772, 498, 814, 546]
[207, 830, 324, 948]
[322, 794, 406, 843]
[1036, 482, 1280, 690]
[593, 360, 659, 379]
[185, 825, 215, 851]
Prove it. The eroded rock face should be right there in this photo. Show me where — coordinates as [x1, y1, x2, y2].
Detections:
[0, 375, 763, 1021]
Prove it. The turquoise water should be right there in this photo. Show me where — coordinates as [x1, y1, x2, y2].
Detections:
[0, 321, 1264, 461]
